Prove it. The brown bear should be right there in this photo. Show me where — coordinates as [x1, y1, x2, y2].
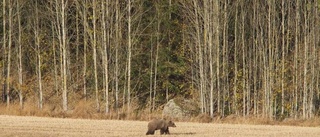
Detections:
[146, 119, 176, 135]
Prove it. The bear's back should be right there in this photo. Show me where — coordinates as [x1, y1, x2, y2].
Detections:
[148, 119, 165, 130]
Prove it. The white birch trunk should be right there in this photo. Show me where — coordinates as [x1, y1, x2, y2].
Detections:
[1, 0, 5, 104]
[281, 0, 285, 116]
[193, 0, 204, 113]
[302, 0, 308, 119]
[294, 0, 300, 119]
[233, 0, 239, 116]
[61, 0, 68, 111]
[127, 0, 132, 112]
[102, 0, 109, 113]
[153, 1, 160, 111]
[17, 0, 23, 109]
[115, 0, 120, 114]
[35, 1, 43, 109]
[6, 0, 11, 106]
[83, 0, 88, 101]
[92, 0, 100, 112]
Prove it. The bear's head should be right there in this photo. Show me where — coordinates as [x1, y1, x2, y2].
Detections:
[168, 121, 176, 127]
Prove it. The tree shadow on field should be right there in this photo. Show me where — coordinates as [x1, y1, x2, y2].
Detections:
[170, 132, 196, 136]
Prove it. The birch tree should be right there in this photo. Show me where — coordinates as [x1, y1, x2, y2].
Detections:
[302, 0, 308, 119]
[192, 0, 205, 113]
[6, 0, 12, 106]
[82, 0, 88, 101]
[241, 0, 246, 116]
[34, 0, 43, 109]
[208, 0, 214, 118]
[114, 0, 120, 114]
[61, 0, 68, 111]
[152, 0, 160, 112]
[17, 0, 23, 109]
[127, 0, 132, 112]
[101, 0, 110, 113]
[92, 0, 100, 112]
[233, 0, 239, 116]
[281, 0, 285, 116]
[1, 0, 5, 104]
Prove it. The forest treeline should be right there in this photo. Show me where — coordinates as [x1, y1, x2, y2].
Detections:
[0, 0, 320, 120]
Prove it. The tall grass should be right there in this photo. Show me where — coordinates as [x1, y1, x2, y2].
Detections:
[0, 101, 319, 127]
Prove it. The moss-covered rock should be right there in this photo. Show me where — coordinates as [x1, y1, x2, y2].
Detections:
[163, 98, 200, 120]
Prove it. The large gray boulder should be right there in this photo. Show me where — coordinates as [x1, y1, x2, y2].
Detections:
[163, 98, 200, 119]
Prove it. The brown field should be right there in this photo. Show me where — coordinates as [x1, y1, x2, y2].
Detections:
[1, 115, 320, 137]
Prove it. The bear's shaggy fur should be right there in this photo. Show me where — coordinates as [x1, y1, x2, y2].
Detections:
[146, 119, 176, 135]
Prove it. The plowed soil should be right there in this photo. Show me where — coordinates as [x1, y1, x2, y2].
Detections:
[0, 115, 319, 137]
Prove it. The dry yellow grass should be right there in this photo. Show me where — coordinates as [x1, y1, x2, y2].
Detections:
[1, 115, 320, 137]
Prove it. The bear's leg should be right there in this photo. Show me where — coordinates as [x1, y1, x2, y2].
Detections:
[160, 129, 165, 135]
[165, 128, 170, 134]
[146, 130, 155, 135]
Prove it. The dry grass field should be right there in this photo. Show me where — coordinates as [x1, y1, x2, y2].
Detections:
[1, 115, 320, 137]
